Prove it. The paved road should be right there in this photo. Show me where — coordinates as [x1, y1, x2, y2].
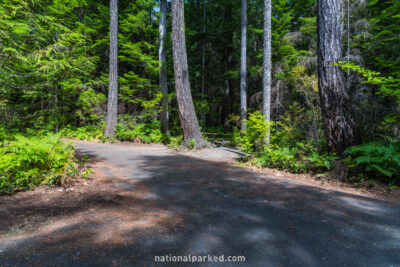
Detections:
[1, 141, 400, 266]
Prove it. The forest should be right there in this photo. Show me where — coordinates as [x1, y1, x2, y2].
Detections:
[0, 0, 399, 194]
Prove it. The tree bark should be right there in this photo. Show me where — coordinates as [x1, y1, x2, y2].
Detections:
[105, 0, 118, 136]
[263, 0, 272, 145]
[240, 0, 247, 130]
[159, 0, 169, 134]
[172, 0, 203, 149]
[221, 3, 234, 126]
[317, 0, 357, 154]
[201, 0, 207, 127]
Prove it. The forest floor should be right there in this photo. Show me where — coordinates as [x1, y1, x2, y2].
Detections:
[1, 141, 400, 266]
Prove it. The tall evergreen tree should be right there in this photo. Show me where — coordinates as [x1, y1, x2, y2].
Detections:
[201, 0, 207, 127]
[105, 0, 119, 136]
[240, 0, 247, 130]
[263, 0, 272, 145]
[172, 0, 203, 148]
[159, 0, 168, 134]
[317, 0, 357, 153]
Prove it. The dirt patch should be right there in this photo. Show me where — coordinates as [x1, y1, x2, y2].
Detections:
[0, 173, 181, 243]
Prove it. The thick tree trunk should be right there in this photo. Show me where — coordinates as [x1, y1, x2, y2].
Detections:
[105, 0, 118, 136]
[263, 0, 272, 145]
[240, 0, 247, 130]
[317, 0, 357, 154]
[159, 0, 169, 134]
[172, 0, 203, 149]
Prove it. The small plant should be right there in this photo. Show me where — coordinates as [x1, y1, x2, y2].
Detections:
[188, 139, 196, 149]
[167, 135, 183, 148]
[257, 146, 309, 173]
[81, 169, 93, 179]
[305, 152, 338, 172]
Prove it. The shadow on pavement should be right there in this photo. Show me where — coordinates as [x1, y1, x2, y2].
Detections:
[1, 148, 399, 266]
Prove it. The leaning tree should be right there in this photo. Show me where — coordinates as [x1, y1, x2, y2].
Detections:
[171, 0, 203, 149]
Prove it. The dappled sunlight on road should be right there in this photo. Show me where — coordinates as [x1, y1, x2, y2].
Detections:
[1, 142, 399, 266]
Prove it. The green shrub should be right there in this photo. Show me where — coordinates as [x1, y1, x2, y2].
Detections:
[305, 151, 338, 172]
[256, 144, 337, 174]
[167, 135, 183, 148]
[0, 134, 77, 194]
[257, 146, 308, 173]
[233, 111, 272, 153]
[59, 121, 167, 144]
[344, 142, 400, 182]
[232, 111, 336, 174]
[59, 125, 104, 140]
[116, 120, 164, 144]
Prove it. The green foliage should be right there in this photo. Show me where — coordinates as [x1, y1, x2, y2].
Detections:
[344, 142, 400, 181]
[305, 151, 337, 172]
[59, 120, 169, 145]
[233, 111, 272, 153]
[81, 168, 93, 179]
[167, 136, 183, 149]
[0, 0, 99, 129]
[0, 126, 6, 142]
[0, 134, 76, 194]
[188, 139, 196, 149]
[233, 111, 336, 174]
[272, 103, 310, 147]
[257, 144, 337, 173]
[116, 120, 164, 144]
[338, 62, 400, 103]
[76, 89, 106, 124]
[60, 125, 104, 141]
[257, 146, 308, 173]
[364, 0, 400, 76]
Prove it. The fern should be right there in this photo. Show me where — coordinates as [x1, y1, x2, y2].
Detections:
[0, 133, 76, 194]
[344, 142, 400, 180]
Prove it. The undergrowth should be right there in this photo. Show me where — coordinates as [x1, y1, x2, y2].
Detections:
[0, 133, 77, 194]
[233, 111, 337, 174]
[344, 142, 400, 185]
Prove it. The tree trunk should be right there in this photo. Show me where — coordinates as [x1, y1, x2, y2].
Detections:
[240, 0, 247, 130]
[317, 0, 357, 154]
[159, 0, 169, 134]
[172, 0, 203, 149]
[105, 0, 118, 136]
[263, 0, 272, 145]
[221, 3, 234, 126]
[200, 0, 207, 127]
